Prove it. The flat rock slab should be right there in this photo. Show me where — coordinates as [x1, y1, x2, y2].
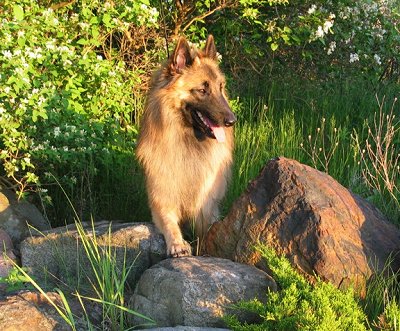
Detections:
[20, 222, 166, 291]
[204, 157, 400, 290]
[129, 256, 277, 328]
[0, 291, 71, 331]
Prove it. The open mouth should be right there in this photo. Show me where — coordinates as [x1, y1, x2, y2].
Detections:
[193, 110, 226, 143]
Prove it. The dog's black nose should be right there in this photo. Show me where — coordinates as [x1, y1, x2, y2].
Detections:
[224, 113, 237, 127]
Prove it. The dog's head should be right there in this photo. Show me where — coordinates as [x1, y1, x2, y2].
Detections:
[163, 35, 237, 142]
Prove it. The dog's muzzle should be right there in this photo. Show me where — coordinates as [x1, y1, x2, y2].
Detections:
[224, 112, 237, 127]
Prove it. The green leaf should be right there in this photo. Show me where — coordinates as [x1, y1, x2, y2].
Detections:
[17, 38, 26, 47]
[77, 38, 88, 45]
[271, 42, 279, 51]
[13, 5, 24, 21]
[103, 13, 111, 24]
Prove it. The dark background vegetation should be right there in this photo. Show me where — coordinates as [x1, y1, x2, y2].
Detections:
[0, 0, 399, 226]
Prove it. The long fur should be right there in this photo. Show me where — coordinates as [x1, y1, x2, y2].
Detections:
[137, 35, 235, 257]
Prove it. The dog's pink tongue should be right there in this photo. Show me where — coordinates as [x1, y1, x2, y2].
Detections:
[211, 125, 226, 143]
[203, 116, 226, 143]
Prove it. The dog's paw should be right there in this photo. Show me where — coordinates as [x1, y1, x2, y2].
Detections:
[168, 241, 192, 258]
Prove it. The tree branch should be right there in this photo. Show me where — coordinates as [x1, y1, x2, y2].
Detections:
[181, 1, 235, 33]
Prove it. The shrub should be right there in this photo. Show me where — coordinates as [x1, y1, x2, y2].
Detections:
[226, 245, 369, 331]
[0, 0, 158, 220]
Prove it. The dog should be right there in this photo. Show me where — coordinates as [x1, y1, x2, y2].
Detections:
[136, 35, 236, 257]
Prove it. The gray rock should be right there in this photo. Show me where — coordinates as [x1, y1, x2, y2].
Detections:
[129, 257, 276, 328]
[0, 189, 50, 249]
[20, 222, 167, 292]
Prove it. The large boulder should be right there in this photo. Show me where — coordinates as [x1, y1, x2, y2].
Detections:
[129, 257, 277, 328]
[0, 189, 50, 248]
[204, 157, 400, 289]
[20, 221, 167, 291]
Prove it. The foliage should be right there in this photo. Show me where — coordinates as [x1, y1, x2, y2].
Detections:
[0, 265, 34, 292]
[0, 0, 158, 221]
[73, 218, 155, 329]
[206, 0, 400, 82]
[225, 245, 369, 331]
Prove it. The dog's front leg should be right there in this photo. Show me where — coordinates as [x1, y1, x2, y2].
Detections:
[151, 209, 191, 257]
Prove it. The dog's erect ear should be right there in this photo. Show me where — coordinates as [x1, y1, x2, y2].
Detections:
[170, 37, 192, 73]
[204, 35, 217, 60]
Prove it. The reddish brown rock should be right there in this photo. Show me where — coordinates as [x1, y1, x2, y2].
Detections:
[0, 291, 71, 331]
[0, 291, 102, 331]
[204, 157, 400, 290]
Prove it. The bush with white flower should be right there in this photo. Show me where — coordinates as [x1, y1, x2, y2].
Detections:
[0, 0, 158, 202]
[207, 0, 399, 81]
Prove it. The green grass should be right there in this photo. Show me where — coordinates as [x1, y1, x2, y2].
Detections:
[224, 78, 400, 224]
[7, 217, 155, 330]
[222, 78, 400, 330]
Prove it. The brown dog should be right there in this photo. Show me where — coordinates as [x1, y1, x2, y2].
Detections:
[137, 35, 236, 257]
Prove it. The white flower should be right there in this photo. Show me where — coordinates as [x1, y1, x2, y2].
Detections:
[349, 53, 359, 63]
[315, 26, 324, 38]
[327, 41, 336, 55]
[54, 127, 61, 137]
[46, 40, 56, 50]
[42, 8, 54, 18]
[323, 20, 333, 33]
[15, 67, 24, 75]
[78, 22, 89, 31]
[17, 30, 25, 37]
[2, 50, 12, 59]
[58, 45, 69, 53]
[374, 54, 382, 65]
[308, 4, 317, 14]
